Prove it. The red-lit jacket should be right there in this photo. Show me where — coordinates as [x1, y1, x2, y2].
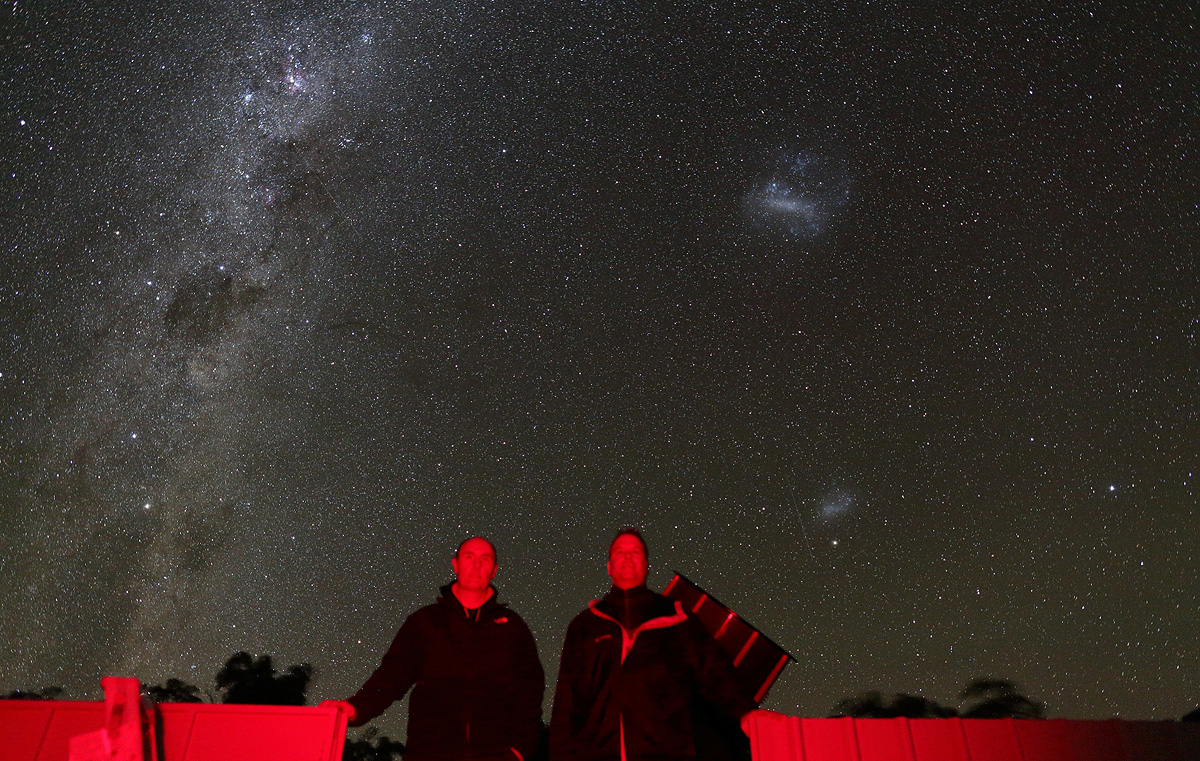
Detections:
[550, 586, 753, 761]
[348, 585, 544, 761]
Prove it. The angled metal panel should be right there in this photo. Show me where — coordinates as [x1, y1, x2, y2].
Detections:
[665, 573, 795, 704]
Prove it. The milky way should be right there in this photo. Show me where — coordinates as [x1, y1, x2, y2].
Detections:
[3, 2, 1197, 735]
[5, 3, 395, 680]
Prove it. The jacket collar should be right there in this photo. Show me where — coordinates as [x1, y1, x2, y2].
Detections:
[588, 590, 687, 662]
[438, 583, 501, 616]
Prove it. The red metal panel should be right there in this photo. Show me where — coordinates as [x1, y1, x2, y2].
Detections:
[0, 701, 108, 761]
[1115, 719, 1184, 761]
[909, 718, 968, 761]
[1180, 722, 1200, 760]
[1013, 719, 1076, 761]
[0, 697, 346, 761]
[0, 700, 88, 761]
[960, 718, 1023, 761]
[745, 710, 805, 761]
[37, 703, 111, 761]
[158, 705, 199, 761]
[854, 718, 915, 761]
[742, 716, 1200, 761]
[166, 704, 345, 761]
[799, 717, 858, 761]
[1060, 719, 1124, 761]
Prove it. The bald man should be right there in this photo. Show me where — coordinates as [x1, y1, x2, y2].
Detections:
[340, 537, 544, 761]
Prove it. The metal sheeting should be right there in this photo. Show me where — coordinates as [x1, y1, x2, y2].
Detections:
[0, 686, 349, 761]
[665, 573, 795, 705]
[744, 712, 1200, 761]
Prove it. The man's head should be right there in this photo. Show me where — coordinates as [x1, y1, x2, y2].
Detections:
[606, 527, 648, 590]
[452, 537, 498, 593]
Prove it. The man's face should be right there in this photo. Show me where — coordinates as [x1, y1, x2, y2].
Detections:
[452, 537, 498, 593]
[607, 533, 648, 590]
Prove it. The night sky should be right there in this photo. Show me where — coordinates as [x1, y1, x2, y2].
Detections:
[3, 0, 1196, 739]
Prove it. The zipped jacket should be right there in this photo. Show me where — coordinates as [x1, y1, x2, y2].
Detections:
[348, 584, 545, 761]
[549, 586, 753, 761]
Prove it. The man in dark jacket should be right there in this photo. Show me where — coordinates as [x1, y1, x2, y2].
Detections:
[340, 537, 544, 761]
[549, 529, 756, 761]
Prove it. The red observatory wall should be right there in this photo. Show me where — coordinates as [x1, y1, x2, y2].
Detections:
[3, 680, 1198, 761]
[744, 710, 1200, 761]
[0, 690, 348, 761]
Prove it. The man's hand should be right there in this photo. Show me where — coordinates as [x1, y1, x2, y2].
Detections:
[319, 699, 357, 723]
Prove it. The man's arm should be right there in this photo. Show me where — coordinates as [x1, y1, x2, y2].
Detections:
[686, 618, 756, 723]
[548, 617, 587, 761]
[345, 614, 424, 727]
[508, 614, 546, 761]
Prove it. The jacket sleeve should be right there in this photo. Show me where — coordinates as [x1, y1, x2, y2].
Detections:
[346, 613, 424, 727]
[686, 617, 756, 722]
[508, 614, 546, 761]
[549, 616, 587, 761]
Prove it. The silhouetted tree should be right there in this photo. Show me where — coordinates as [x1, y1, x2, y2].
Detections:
[144, 678, 206, 703]
[215, 652, 312, 706]
[3, 687, 64, 700]
[833, 690, 957, 718]
[833, 678, 1046, 720]
[959, 679, 1043, 719]
[1182, 707, 1200, 722]
[343, 727, 405, 761]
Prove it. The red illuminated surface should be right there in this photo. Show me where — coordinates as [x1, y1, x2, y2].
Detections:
[4, 678, 1199, 761]
[744, 710, 1200, 761]
[1, 678, 348, 761]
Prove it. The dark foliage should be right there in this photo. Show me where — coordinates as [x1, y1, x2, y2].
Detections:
[833, 678, 1045, 719]
[215, 651, 312, 706]
[833, 690, 957, 718]
[2, 687, 64, 700]
[959, 679, 1044, 719]
[144, 678, 206, 703]
[343, 727, 406, 761]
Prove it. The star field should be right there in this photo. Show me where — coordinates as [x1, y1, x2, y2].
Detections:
[2, 1, 1196, 740]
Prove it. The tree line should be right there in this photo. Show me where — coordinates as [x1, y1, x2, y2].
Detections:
[831, 678, 1044, 719]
